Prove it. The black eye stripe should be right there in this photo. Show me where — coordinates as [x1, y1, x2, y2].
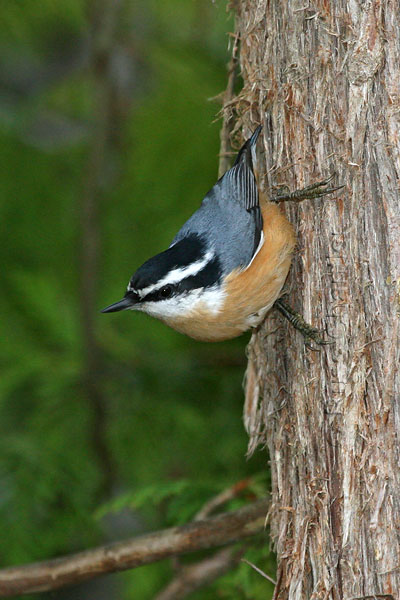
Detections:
[127, 290, 139, 300]
[159, 285, 173, 299]
[129, 234, 206, 291]
[140, 256, 222, 303]
[176, 256, 221, 292]
[141, 285, 176, 303]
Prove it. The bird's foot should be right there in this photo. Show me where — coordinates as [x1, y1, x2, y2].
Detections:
[272, 174, 344, 203]
[274, 298, 333, 350]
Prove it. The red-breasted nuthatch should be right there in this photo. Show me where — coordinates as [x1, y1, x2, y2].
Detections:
[102, 126, 296, 342]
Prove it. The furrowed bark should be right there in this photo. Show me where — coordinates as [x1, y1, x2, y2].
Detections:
[233, 1, 400, 598]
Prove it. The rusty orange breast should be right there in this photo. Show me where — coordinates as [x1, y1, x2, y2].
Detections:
[162, 201, 296, 342]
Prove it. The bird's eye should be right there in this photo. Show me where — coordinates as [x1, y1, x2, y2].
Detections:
[159, 285, 173, 299]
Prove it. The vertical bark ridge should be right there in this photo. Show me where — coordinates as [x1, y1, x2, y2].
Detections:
[234, 1, 400, 597]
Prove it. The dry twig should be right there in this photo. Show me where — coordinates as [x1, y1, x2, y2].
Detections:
[241, 558, 277, 585]
[194, 478, 253, 521]
[0, 500, 267, 598]
[154, 547, 244, 600]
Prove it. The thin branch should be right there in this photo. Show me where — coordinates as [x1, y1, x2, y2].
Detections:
[164, 476, 255, 584]
[194, 478, 253, 521]
[241, 558, 277, 585]
[153, 547, 244, 600]
[0, 500, 267, 598]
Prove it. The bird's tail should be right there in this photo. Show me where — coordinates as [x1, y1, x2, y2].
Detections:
[233, 125, 262, 169]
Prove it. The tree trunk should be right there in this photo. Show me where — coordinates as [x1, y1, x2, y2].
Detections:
[231, 1, 400, 597]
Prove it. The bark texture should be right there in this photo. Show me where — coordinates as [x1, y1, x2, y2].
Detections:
[231, 1, 400, 598]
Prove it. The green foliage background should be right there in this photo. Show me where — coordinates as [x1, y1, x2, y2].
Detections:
[0, 1, 274, 598]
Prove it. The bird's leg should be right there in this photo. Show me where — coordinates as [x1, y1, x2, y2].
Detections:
[274, 298, 332, 349]
[272, 174, 344, 203]
[270, 175, 341, 346]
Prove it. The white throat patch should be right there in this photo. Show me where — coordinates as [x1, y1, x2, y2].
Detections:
[137, 285, 225, 321]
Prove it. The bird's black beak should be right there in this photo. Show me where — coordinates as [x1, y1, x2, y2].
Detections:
[101, 293, 138, 313]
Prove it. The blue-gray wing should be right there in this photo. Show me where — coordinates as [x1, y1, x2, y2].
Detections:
[172, 126, 263, 275]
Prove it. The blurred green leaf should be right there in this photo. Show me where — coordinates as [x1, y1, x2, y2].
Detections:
[0, 1, 271, 598]
[95, 479, 192, 520]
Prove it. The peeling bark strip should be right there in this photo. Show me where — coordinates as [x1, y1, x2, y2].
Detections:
[0, 500, 267, 597]
[233, 0, 400, 598]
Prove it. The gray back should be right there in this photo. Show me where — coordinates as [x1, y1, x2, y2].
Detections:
[172, 170, 258, 276]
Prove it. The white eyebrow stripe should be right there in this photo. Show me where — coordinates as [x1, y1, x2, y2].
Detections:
[128, 250, 215, 297]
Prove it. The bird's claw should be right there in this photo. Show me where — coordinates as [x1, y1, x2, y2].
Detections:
[274, 298, 334, 350]
[272, 174, 344, 203]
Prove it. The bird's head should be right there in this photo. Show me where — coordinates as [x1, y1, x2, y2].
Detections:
[101, 234, 223, 321]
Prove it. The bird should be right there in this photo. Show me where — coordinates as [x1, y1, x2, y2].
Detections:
[102, 126, 296, 342]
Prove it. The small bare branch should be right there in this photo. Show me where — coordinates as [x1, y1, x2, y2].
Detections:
[0, 499, 267, 598]
[154, 547, 244, 600]
[194, 478, 253, 521]
[241, 558, 277, 585]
